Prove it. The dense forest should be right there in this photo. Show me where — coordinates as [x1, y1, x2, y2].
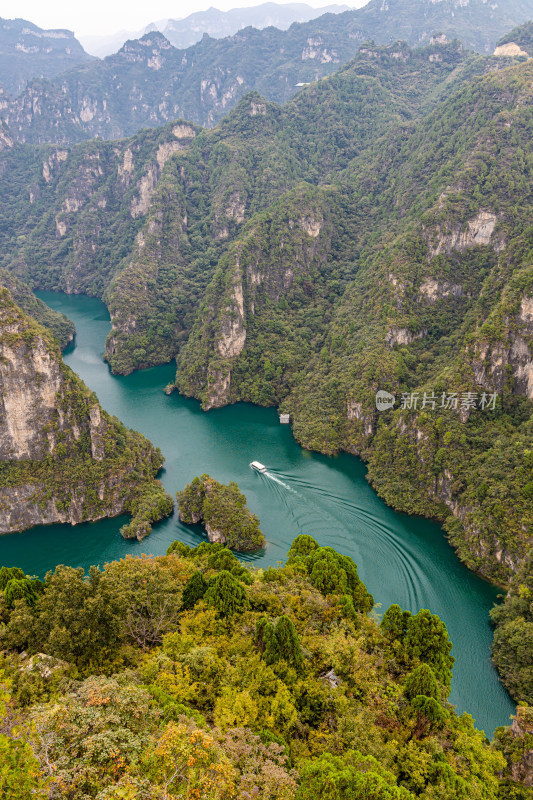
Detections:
[0, 537, 531, 798]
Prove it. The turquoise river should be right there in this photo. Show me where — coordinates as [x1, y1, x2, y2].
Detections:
[0, 292, 515, 736]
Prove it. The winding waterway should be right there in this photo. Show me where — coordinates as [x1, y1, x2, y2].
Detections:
[0, 292, 515, 735]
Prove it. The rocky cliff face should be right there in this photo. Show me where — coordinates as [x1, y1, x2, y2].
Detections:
[0, 288, 168, 535]
[496, 705, 533, 788]
[472, 295, 533, 401]
[0, 17, 93, 97]
[175, 186, 332, 409]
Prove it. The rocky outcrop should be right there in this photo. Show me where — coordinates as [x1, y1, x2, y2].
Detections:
[418, 279, 463, 303]
[472, 295, 533, 400]
[347, 400, 375, 439]
[496, 706, 533, 787]
[0, 476, 127, 534]
[509, 708, 533, 787]
[206, 366, 232, 410]
[429, 211, 501, 256]
[494, 42, 529, 57]
[217, 266, 247, 360]
[0, 121, 13, 151]
[385, 326, 427, 347]
[0, 288, 168, 535]
[205, 522, 226, 545]
[130, 127, 195, 218]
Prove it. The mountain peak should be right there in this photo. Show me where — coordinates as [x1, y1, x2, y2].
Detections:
[0, 16, 92, 95]
[117, 31, 175, 67]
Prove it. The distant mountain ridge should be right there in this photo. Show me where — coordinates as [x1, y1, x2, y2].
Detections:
[160, 2, 351, 49]
[0, 17, 93, 96]
[80, 2, 351, 58]
[1, 0, 532, 144]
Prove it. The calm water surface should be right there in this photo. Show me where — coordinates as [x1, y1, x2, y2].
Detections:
[0, 292, 515, 735]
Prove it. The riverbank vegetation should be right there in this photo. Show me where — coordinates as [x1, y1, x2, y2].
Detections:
[177, 475, 266, 551]
[0, 536, 530, 798]
[491, 557, 533, 705]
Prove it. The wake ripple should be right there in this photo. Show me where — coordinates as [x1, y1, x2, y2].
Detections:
[256, 468, 424, 610]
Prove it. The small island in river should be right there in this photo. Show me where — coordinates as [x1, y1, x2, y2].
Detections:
[177, 474, 266, 551]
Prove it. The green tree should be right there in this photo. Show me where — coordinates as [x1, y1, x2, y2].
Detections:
[410, 695, 448, 732]
[0, 567, 25, 590]
[264, 615, 303, 668]
[287, 534, 320, 561]
[181, 571, 209, 610]
[404, 610, 454, 687]
[404, 664, 440, 701]
[297, 546, 374, 613]
[204, 571, 249, 618]
[4, 578, 42, 609]
[28, 565, 123, 672]
[381, 604, 411, 642]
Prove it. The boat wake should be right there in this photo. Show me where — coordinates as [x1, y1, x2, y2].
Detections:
[252, 467, 425, 610]
[263, 471, 298, 493]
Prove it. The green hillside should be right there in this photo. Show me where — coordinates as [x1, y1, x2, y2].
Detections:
[0, 537, 529, 798]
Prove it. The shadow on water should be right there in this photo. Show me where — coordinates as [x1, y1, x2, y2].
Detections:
[0, 291, 515, 736]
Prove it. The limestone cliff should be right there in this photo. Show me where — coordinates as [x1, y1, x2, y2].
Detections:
[175, 185, 332, 409]
[472, 294, 533, 402]
[495, 706, 533, 788]
[0, 288, 171, 536]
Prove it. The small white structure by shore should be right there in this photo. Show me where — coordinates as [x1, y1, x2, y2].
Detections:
[279, 413, 290, 424]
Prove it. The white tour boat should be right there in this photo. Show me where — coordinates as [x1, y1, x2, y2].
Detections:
[250, 461, 267, 473]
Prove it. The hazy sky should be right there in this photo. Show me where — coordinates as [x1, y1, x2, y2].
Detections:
[1, 0, 363, 37]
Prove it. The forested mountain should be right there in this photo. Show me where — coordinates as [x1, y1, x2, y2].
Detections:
[0, 17, 92, 96]
[0, 39, 476, 368]
[1, 0, 532, 143]
[0, 24, 532, 703]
